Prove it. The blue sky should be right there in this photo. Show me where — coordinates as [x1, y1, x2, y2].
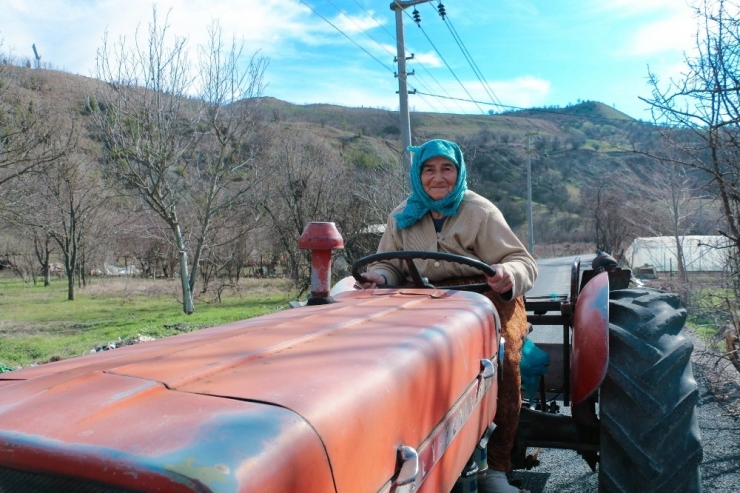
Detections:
[1, 0, 697, 120]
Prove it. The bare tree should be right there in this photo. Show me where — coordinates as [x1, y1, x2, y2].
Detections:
[629, 159, 705, 304]
[92, 9, 268, 313]
[351, 142, 407, 223]
[33, 230, 55, 287]
[346, 143, 407, 262]
[186, 22, 268, 295]
[0, 225, 39, 284]
[7, 144, 111, 300]
[641, 0, 740, 265]
[257, 129, 365, 289]
[582, 178, 637, 260]
[0, 44, 71, 192]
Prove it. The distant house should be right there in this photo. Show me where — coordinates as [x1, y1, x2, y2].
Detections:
[625, 236, 730, 273]
[360, 224, 386, 236]
[104, 262, 140, 276]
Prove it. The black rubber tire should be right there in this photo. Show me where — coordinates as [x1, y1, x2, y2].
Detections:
[599, 288, 703, 493]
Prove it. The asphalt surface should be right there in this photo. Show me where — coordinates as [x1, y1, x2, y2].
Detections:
[510, 256, 740, 492]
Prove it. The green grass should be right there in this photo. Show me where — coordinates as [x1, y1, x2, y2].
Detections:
[0, 276, 297, 368]
[687, 284, 734, 327]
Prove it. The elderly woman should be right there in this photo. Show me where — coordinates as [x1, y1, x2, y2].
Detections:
[359, 139, 536, 493]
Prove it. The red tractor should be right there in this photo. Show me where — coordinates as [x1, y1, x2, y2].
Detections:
[517, 256, 702, 492]
[0, 222, 702, 492]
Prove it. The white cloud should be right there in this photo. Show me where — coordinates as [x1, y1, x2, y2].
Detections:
[0, 0, 317, 74]
[378, 42, 398, 56]
[333, 12, 384, 36]
[626, 14, 696, 56]
[645, 60, 690, 88]
[1, 0, 698, 116]
[413, 76, 552, 114]
[296, 86, 399, 110]
[413, 51, 442, 68]
[487, 76, 552, 109]
[587, 0, 698, 61]
[595, 0, 685, 17]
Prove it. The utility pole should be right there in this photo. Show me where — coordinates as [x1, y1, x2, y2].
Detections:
[32, 44, 41, 69]
[390, 0, 433, 177]
[525, 132, 538, 254]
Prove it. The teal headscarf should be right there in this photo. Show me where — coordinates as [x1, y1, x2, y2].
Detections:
[394, 139, 467, 230]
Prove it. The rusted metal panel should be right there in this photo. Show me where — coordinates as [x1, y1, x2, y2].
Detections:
[0, 372, 335, 492]
[0, 316, 296, 383]
[571, 271, 610, 407]
[0, 288, 498, 493]
[106, 289, 498, 492]
[380, 373, 498, 493]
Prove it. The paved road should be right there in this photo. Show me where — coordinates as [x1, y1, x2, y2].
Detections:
[526, 255, 594, 346]
[527, 255, 593, 299]
[509, 256, 740, 492]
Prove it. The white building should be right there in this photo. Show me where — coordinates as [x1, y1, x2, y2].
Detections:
[625, 236, 730, 273]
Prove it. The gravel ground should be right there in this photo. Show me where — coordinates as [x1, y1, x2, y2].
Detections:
[506, 330, 740, 492]
[689, 330, 740, 492]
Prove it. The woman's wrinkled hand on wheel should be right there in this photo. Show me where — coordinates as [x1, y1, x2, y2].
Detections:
[356, 272, 386, 289]
[485, 264, 512, 294]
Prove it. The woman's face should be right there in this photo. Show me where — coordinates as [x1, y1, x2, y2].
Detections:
[421, 156, 458, 200]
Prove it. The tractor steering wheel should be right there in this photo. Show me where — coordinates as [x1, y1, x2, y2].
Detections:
[351, 251, 496, 293]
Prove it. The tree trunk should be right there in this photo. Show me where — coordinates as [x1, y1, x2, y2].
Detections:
[67, 267, 76, 301]
[65, 247, 77, 301]
[34, 234, 52, 287]
[43, 247, 51, 287]
[173, 223, 194, 314]
[179, 250, 194, 314]
[673, 234, 689, 306]
[64, 209, 78, 302]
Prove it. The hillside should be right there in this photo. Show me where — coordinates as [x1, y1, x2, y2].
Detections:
[1, 64, 692, 252]
[254, 95, 671, 245]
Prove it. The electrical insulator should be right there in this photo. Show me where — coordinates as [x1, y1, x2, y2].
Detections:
[438, 3, 446, 19]
[412, 8, 421, 25]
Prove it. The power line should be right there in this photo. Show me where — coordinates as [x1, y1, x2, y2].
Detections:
[427, 2, 537, 135]
[325, 0, 395, 58]
[404, 6, 487, 115]
[350, 0, 396, 43]
[337, 0, 460, 113]
[408, 66, 461, 113]
[361, 0, 463, 113]
[373, 1, 459, 113]
[416, 90, 643, 124]
[304, 1, 455, 113]
[297, 0, 395, 74]
[413, 90, 443, 112]
[300, 1, 633, 126]
[406, 53, 468, 113]
[297, 0, 486, 115]
[433, 3, 501, 109]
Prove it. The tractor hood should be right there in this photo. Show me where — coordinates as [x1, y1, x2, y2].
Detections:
[0, 288, 498, 493]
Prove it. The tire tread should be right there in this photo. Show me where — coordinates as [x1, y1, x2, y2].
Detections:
[599, 288, 702, 493]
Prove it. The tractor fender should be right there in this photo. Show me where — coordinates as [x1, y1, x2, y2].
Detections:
[570, 270, 609, 408]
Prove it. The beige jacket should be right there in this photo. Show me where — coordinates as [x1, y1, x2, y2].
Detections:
[370, 191, 537, 300]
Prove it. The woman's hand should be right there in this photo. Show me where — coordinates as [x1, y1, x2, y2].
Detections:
[485, 264, 513, 294]
[356, 272, 387, 289]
